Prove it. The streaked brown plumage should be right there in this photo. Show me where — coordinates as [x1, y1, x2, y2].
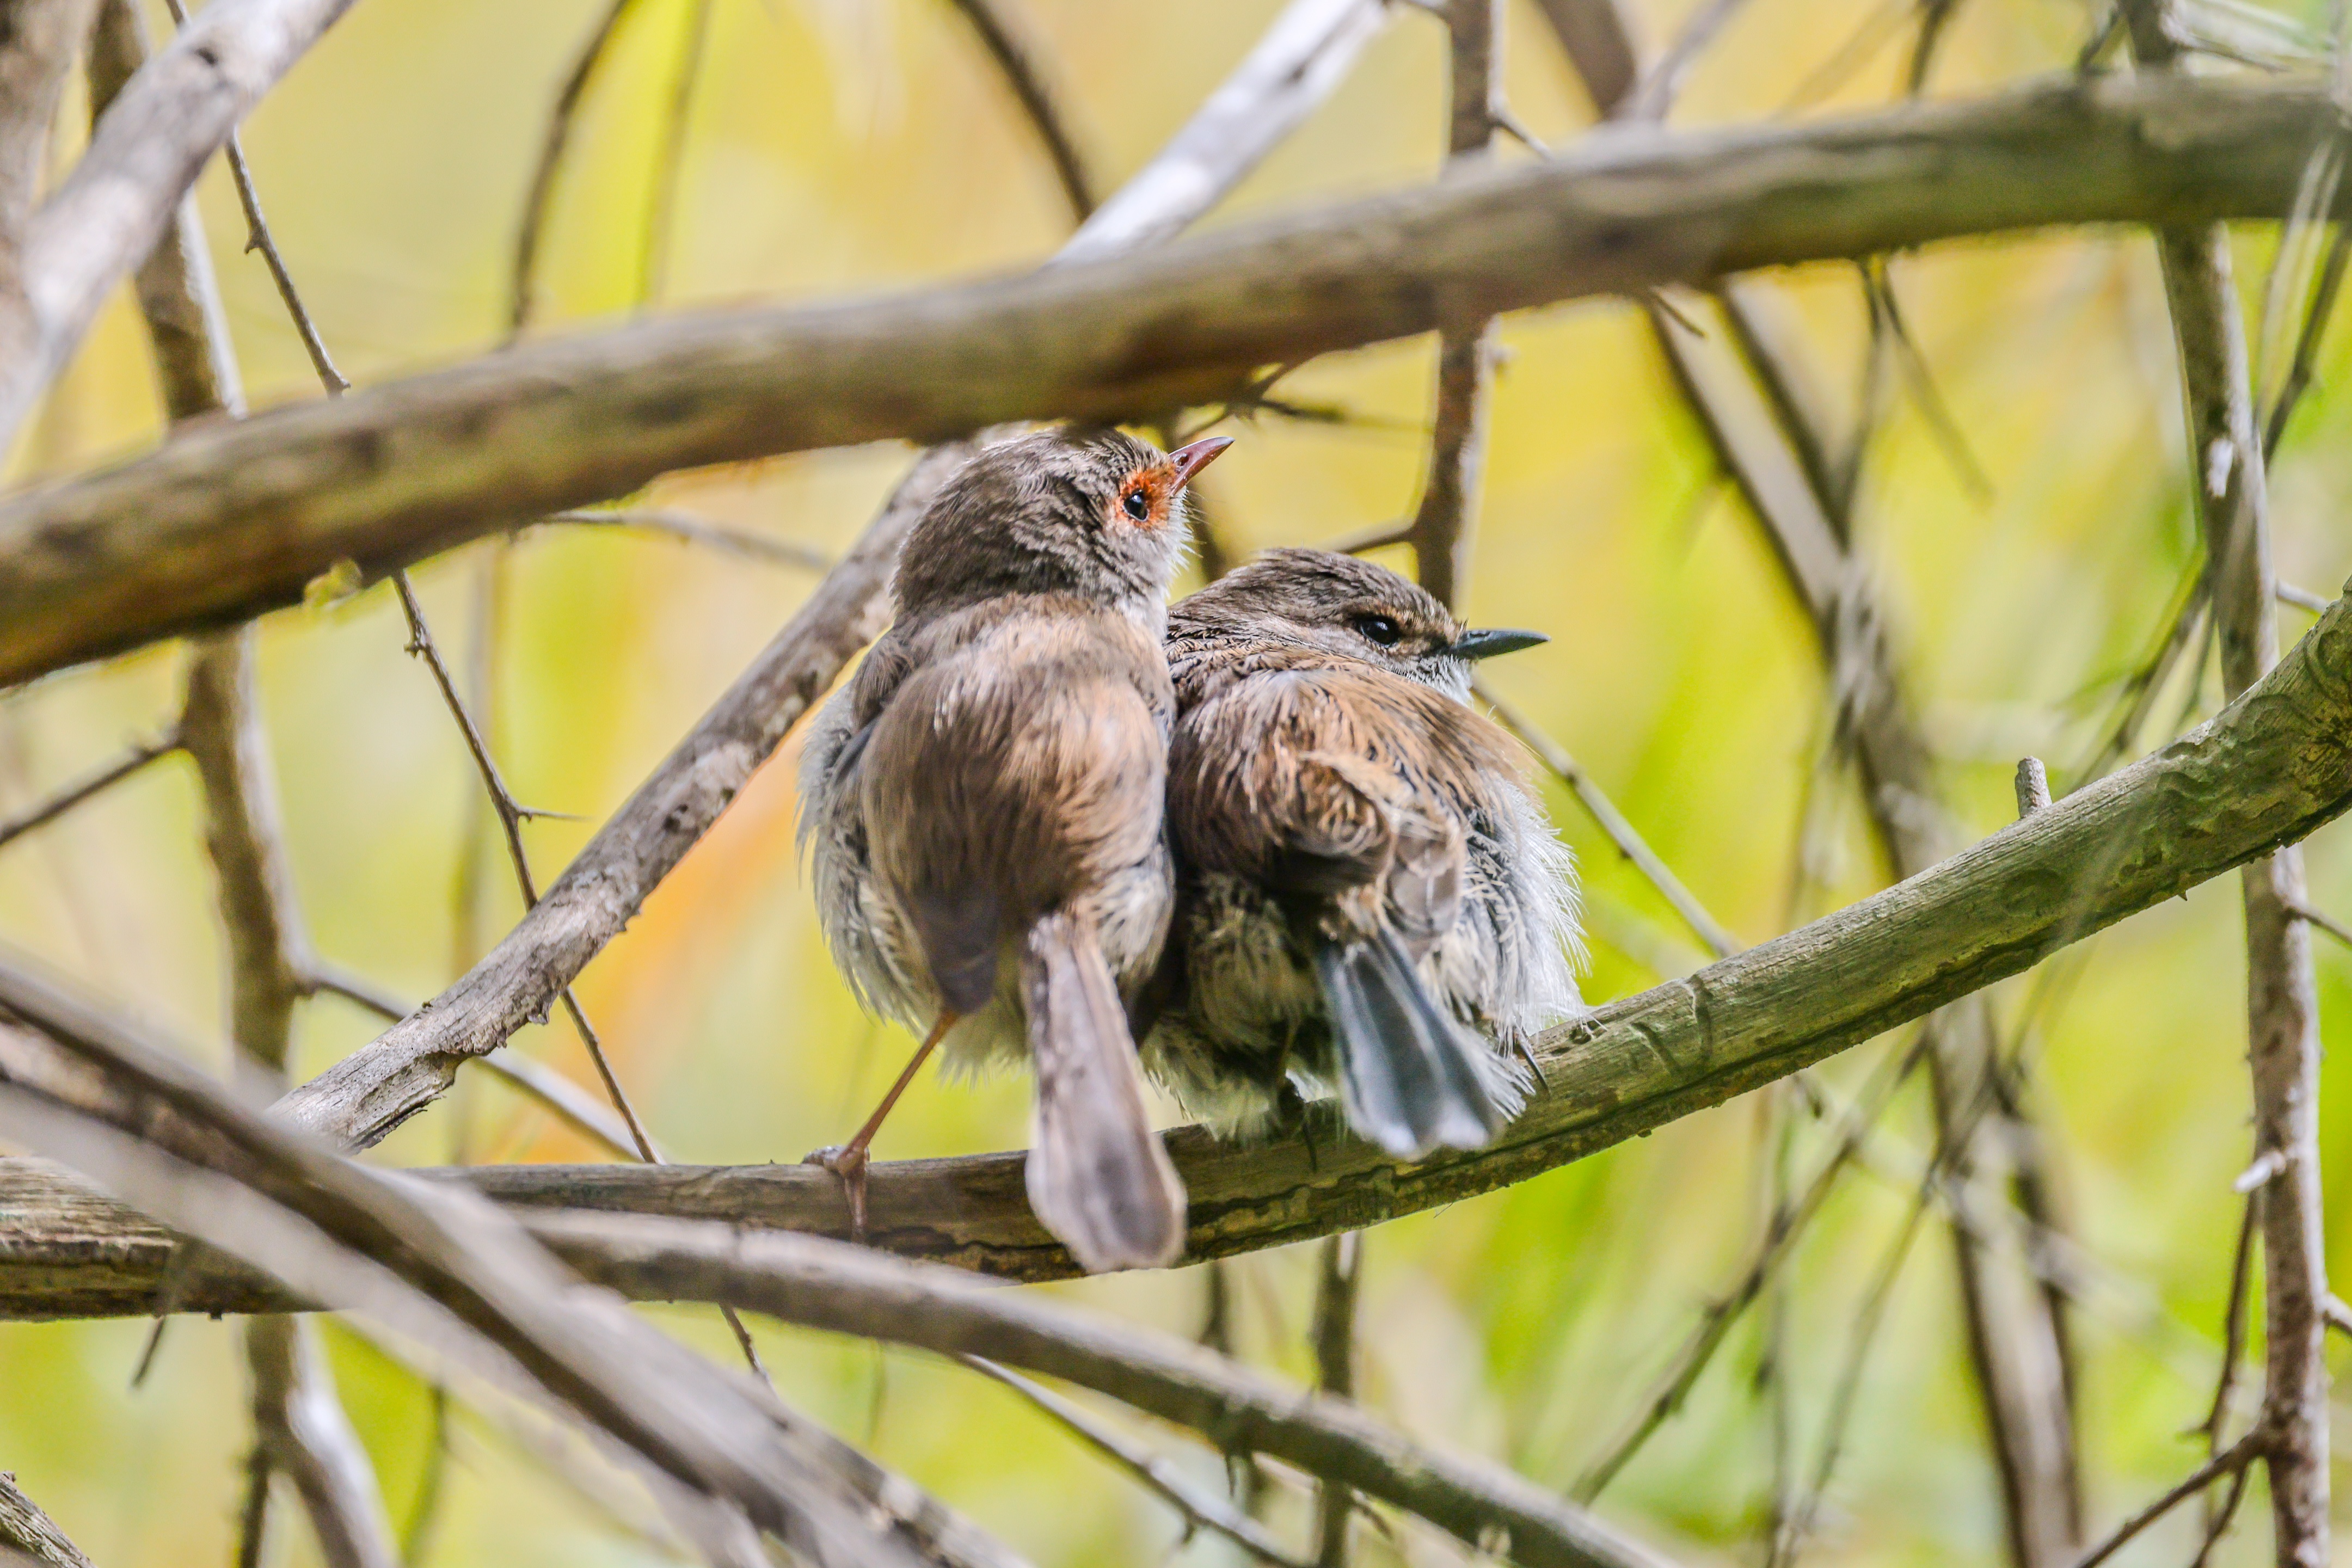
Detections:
[797, 427, 1229, 1271]
[1146, 549, 1582, 1156]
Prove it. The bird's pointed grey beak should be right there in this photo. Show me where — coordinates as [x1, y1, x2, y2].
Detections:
[1447, 627, 1549, 661]
[1166, 435, 1233, 490]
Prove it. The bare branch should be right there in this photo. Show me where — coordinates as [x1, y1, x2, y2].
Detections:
[1309, 1233, 1361, 1566]
[0, 1472, 94, 1568]
[510, 0, 637, 336]
[244, 1315, 396, 1568]
[1054, 0, 1396, 263]
[961, 1358, 1311, 1568]
[0, 959, 1022, 1568]
[1403, 0, 1499, 610]
[2070, 1432, 2264, 1568]
[0, 0, 361, 450]
[939, 0, 1095, 223]
[0, 730, 180, 854]
[105, 26, 395, 1558]
[3, 75, 2349, 683]
[503, 1210, 1682, 1568]
[0, 587, 2326, 1301]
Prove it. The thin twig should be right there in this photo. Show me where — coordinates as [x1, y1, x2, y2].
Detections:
[541, 509, 832, 570]
[2068, 1432, 2264, 1568]
[961, 1358, 1311, 1568]
[157, 0, 347, 395]
[1575, 1032, 1929, 1500]
[636, 0, 714, 306]
[511, 0, 638, 336]
[0, 730, 181, 853]
[2277, 582, 2333, 614]
[2286, 898, 2352, 951]
[1479, 681, 1741, 960]
[1310, 1233, 1362, 1567]
[939, 0, 1096, 223]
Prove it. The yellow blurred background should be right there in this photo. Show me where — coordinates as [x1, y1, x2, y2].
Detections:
[4, 0, 2352, 1563]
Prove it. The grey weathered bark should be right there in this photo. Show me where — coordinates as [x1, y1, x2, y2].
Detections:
[0, 1473, 94, 1568]
[0, 0, 99, 242]
[16, 581, 2352, 1298]
[2123, 9, 2330, 1564]
[0, 0, 363, 450]
[1539, 9, 2081, 1555]
[3, 74, 2346, 688]
[0, 965, 1021, 1568]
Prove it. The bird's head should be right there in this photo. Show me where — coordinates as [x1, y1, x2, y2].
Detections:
[893, 428, 1231, 629]
[1169, 547, 1545, 701]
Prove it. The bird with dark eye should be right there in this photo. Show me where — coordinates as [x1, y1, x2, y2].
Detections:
[1123, 488, 1151, 520]
[1354, 614, 1401, 646]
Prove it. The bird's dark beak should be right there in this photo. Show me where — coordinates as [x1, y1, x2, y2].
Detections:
[1166, 435, 1233, 491]
[1447, 627, 1549, 661]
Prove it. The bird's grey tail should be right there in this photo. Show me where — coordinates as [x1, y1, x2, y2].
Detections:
[1021, 910, 1187, 1272]
[1313, 929, 1509, 1159]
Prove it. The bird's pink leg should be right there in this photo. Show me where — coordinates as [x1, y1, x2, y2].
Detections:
[804, 1009, 959, 1239]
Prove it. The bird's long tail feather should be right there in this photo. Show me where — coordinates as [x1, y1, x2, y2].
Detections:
[1021, 910, 1187, 1272]
[1314, 928, 1507, 1159]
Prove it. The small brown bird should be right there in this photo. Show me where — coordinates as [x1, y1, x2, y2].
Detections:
[1145, 549, 1581, 1157]
[797, 427, 1230, 1272]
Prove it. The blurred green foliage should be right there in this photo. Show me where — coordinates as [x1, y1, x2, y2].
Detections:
[4, 0, 2352, 1564]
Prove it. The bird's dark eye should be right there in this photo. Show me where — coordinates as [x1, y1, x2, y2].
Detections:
[1123, 488, 1151, 520]
[1355, 614, 1402, 647]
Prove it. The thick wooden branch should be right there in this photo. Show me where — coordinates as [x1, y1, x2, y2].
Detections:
[1, 74, 2345, 687]
[0, 0, 360, 450]
[14, 582, 2352, 1296]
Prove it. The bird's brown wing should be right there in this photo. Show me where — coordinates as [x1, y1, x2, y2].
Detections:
[1169, 664, 1503, 946]
[860, 600, 1171, 1010]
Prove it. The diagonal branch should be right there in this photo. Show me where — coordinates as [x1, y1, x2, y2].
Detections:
[15, 585, 2350, 1296]
[960, 1358, 1311, 1568]
[0, 961, 1022, 1568]
[939, 0, 1096, 223]
[1054, 0, 1397, 264]
[0, 0, 363, 450]
[0, 729, 181, 853]
[2, 75, 2348, 685]
[0, 1472, 95, 1568]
